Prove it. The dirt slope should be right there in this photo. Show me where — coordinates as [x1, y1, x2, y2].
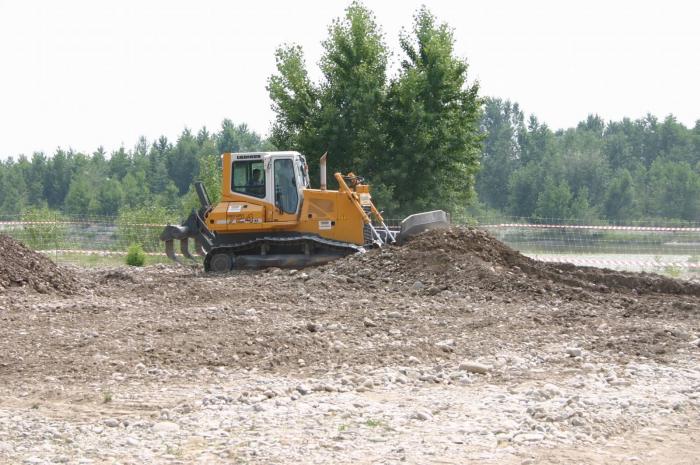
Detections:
[0, 234, 79, 293]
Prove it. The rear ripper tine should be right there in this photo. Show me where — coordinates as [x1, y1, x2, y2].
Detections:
[164, 239, 184, 265]
[194, 239, 206, 256]
[180, 238, 196, 260]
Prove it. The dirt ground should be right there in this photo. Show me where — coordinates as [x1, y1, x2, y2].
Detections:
[0, 228, 698, 464]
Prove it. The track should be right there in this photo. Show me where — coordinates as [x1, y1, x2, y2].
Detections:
[203, 234, 365, 271]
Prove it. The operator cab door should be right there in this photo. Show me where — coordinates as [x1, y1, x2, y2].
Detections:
[272, 156, 303, 222]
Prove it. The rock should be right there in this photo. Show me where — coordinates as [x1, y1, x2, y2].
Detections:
[126, 437, 139, 446]
[298, 358, 306, 367]
[566, 347, 582, 357]
[306, 322, 321, 333]
[436, 339, 455, 352]
[407, 356, 420, 364]
[412, 281, 424, 290]
[296, 384, 312, 396]
[459, 361, 491, 374]
[427, 286, 441, 296]
[103, 418, 119, 428]
[513, 432, 544, 443]
[387, 311, 402, 319]
[411, 410, 433, 421]
[153, 421, 180, 433]
[363, 317, 377, 328]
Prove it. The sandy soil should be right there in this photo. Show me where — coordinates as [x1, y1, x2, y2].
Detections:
[0, 228, 698, 464]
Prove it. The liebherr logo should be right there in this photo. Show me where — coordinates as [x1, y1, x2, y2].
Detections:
[236, 154, 262, 160]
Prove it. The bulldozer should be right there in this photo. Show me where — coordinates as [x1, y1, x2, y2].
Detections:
[160, 151, 449, 271]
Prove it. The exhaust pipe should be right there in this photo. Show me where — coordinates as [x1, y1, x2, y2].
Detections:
[194, 181, 211, 209]
[320, 152, 327, 190]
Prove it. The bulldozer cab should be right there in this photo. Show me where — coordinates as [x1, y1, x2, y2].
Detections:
[230, 152, 309, 221]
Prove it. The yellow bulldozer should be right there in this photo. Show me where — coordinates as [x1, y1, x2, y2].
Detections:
[160, 151, 449, 271]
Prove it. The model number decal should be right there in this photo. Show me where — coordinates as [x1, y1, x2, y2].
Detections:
[319, 220, 332, 230]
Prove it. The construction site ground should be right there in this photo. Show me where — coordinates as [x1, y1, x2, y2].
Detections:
[0, 229, 698, 464]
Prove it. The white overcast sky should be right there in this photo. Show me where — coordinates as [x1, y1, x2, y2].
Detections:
[0, 0, 698, 158]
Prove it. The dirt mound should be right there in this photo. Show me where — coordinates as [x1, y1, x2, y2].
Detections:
[0, 234, 79, 293]
[327, 227, 700, 297]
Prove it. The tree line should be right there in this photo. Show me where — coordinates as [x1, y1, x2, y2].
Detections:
[0, 120, 270, 218]
[476, 98, 700, 223]
[0, 2, 698, 225]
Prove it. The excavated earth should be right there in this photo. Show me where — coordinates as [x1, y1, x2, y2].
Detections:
[0, 228, 698, 464]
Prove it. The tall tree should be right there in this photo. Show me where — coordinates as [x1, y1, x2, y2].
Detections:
[384, 6, 481, 214]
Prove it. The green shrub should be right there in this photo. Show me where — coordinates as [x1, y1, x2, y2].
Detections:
[126, 244, 146, 266]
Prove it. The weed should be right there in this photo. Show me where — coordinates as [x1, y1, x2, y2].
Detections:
[126, 244, 146, 267]
[664, 264, 682, 278]
[165, 445, 183, 457]
[102, 391, 113, 403]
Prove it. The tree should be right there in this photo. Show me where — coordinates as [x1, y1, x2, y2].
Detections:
[383, 7, 481, 215]
[268, 3, 481, 215]
[64, 175, 97, 216]
[603, 169, 637, 221]
[477, 98, 525, 210]
[534, 179, 574, 221]
[269, 1, 388, 182]
[97, 178, 124, 216]
[167, 129, 199, 195]
[646, 159, 700, 220]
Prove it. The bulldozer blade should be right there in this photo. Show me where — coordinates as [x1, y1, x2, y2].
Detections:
[397, 210, 450, 244]
[180, 238, 196, 261]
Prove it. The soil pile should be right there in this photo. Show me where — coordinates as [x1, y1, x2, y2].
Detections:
[327, 227, 700, 297]
[0, 234, 78, 293]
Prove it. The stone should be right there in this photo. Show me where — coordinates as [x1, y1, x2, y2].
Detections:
[566, 347, 582, 357]
[363, 317, 377, 328]
[411, 410, 433, 421]
[513, 432, 544, 443]
[103, 418, 119, 428]
[153, 421, 180, 433]
[296, 384, 311, 396]
[436, 339, 455, 352]
[459, 361, 491, 374]
[408, 356, 420, 364]
[306, 322, 321, 333]
[412, 281, 424, 290]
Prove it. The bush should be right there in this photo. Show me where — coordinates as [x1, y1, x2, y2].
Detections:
[125, 244, 146, 266]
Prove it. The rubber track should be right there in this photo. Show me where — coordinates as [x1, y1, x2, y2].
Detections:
[203, 235, 365, 270]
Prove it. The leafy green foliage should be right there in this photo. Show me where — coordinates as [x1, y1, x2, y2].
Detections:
[0, 3, 697, 227]
[0, 122, 267, 219]
[384, 7, 481, 214]
[125, 243, 146, 267]
[268, 2, 481, 216]
[479, 98, 700, 223]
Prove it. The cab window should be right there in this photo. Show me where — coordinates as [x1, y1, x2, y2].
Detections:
[274, 158, 298, 213]
[232, 160, 265, 198]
